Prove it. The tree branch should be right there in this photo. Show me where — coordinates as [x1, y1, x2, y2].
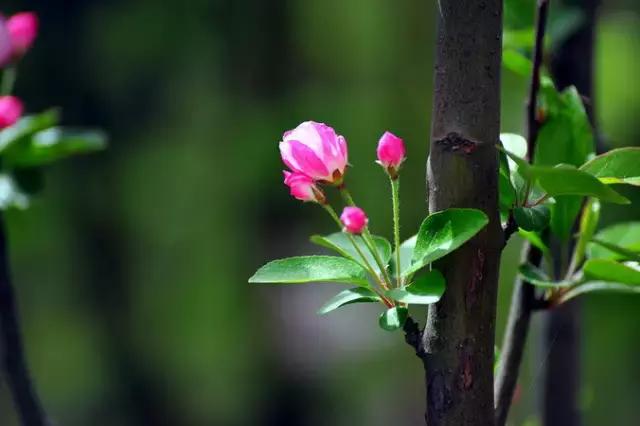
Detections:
[494, 1, 550, 424]
[0, 215, 48, 425]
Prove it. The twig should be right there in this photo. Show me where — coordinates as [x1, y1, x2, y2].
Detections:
[495, 1, 550, 425]
[403, 316, 425, 359]
[0, 214, 49, 425]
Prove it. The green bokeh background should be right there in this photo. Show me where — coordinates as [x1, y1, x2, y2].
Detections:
[0, 0, 638, 425]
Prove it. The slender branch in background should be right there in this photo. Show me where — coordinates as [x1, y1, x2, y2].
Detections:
[543, 1, 600, 424]
[0, 215, 49, 426]
[495, 1, 550, 424]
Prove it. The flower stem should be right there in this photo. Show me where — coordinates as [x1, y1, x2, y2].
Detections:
[339, 186, 394, 287]
[390, 177, 402, 287]
[321, 204, 391, 295]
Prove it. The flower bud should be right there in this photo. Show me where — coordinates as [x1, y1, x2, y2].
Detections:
[340, 206, 368, 234]
[7, 12, 38, 58]
[0, 18, 12, 67]
[283, 171, 325, 203]
[280, 121, 348, 185]
[0, 96, 23, 129]
[376, 131, 406, 178]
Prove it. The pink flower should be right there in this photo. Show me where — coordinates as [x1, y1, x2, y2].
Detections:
[340, 206, 368, 234]
[0, 18, 12, 67]
[0, 96, 23, 129]
[376, 131, 406, 177]
[279, 121, 348, 184]
[6, 12, 38, 57]
[283, 171, 325, 203]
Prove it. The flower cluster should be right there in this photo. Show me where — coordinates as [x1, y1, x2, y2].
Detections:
[279, 121, 405, 234]
[0, 11, 38, 130]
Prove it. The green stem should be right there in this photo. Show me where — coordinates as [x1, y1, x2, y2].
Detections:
[1, 67, 16, 96]
[339, 186, 394, 286]
[390, 178, 402, 287]
[322, 204, 390, 293]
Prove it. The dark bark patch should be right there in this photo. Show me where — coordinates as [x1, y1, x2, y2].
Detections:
[427, 371, 451, 415]
[434, 132, 478, 154]
[458, 340, 475, 391]
[465, 249, 485, 310]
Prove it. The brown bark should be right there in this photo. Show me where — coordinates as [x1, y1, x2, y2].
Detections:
[422, 1, 503, 424]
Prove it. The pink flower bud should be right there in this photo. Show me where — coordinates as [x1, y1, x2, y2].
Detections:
[376, 131, 406, 177]
[340, 206, 368, 234]
[0, 18, 12, 67]
[0, 96, 23, 129]
[279, 121, 348, 184]
[283, 171, 325, 203]
[7, 12, 38, 57]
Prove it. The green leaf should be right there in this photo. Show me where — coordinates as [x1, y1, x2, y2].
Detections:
[587, 222, 640, 261]
[4, 128, 107, 168]
[378, 306, 408, 331]
[503, 28, 535, 50]
[573, 199, 601, 264]
[589, 239, 640, 262]
[502, 49, 532, 77]
[249, 256, 369, 286]
[408, 209, 489, 275]
[583, 259, 640, 286]
[389, 235, 416, 278]
[580, 147, 640, 186]
[500, 133, 528, 164]
[0, 109, 59, 153]
[532, 165, 629, 204]
[504, 0, 535, 29]
[560, 281, 640, 303]
[513, 205, 550, 232]
[518, 229, 551, 260]
[0, 173, 29, 210]
[386, 270, 446, 305]
[550, 195, 583, 241]
[311, 232, 392, 273]
[518, 263, 574, 288]
[317, 287, 381, 315]
[535, 86, 594, 168]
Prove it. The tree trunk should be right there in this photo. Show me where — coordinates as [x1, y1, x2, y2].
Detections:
[543, 1, 600, 425]
[423, 1, 503, 424]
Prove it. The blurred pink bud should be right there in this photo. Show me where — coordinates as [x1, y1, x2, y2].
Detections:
[279, 121, 348, 184]
[283, 171, 325, 203]
[0, 96, 23, 129]
[7, 12, 38, 57]
[376, 131, 405, 177]
[340, 206, 368, 234]
[0, 18, 12, 67]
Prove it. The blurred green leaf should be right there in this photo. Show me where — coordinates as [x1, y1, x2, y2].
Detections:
[588, 222, 640, 260]
[583, 259, 640, 286]
[550, 195, 583, 241]
[503, 28, 535, 50]
[573, 199, 601, 264]
[249, 256, 369, 286]
[0, 109, 59, 153]
[317, 287, 381, 315]
[518, 229, 551, 259]
[378, 306, 408, 331]
[4, 128, 107, 168]
[514, 205, 550, 231]
[518, 263, 574, 288]
[504, 0, 536, 29]
[0, 173, 29, 210]
[311, 232, 391, 274]
[580, 147, 640, 186]
[589, 239, 640, 262]
[408, 209, 489, 275]
[534, 165, 629, 204]
[560, 281, 640, 302]
[503, 49, 533, 77]
[386, 270, 445, 305]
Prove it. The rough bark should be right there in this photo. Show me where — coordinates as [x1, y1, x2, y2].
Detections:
[542, 1, 600, 425]
[423, 1, 503, 425]
[0, 215, 48, 425]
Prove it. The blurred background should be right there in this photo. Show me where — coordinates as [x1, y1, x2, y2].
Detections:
[0, 0, 638, 425]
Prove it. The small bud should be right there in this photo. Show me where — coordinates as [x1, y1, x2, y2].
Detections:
[7, 12, 38, 58]
[340, 206, 368, 234]
[376, 131, 406, 178]
[0, 96, 23, 129]
[0, 18, 12, 67]
[283, 171, 325, 203]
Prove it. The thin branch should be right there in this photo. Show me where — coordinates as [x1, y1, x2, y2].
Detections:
[495, 1, 550, 424]
[0, 215, 49, 425]
[402, 316, 425, 359]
